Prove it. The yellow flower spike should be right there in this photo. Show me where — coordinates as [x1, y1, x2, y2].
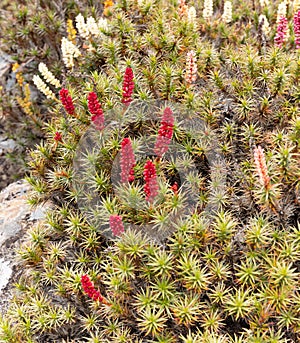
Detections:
[67, 19, 77, 44]
[12, 62, 24, 87]
[12, 62, 20, 72]
[103, 0, 114, 16]
[17, 83, 33, 116]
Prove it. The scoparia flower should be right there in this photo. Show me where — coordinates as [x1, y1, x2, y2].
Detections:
[61, 37, 81, 69]
[294, 0, 300, 11]
[185, 50, 197, 85]
[54, 132, 62, 142]
[253, 146, 270, 188]
[154, 107, 174, 157]
[121, 67, 134, 105]
[294, 10, 300, 49]
[33, 75, 56, 99]
[274, 16, 288, 48]
[187, 6, 197, 27]
[81, 274, 104, 302]
[222, 1, 232, 23]
[259, 0, 270, 7]
[109, 215, 125, 236]
[259, 14, 271, 36]
[59, 88, 75, 116]
[98, 18, 109, 33]
[277, 2, 287, 23]
[178, 0, 188, 17]
[120, 138, 135, 183]
[38, 63, 61, 88]
[87, 16, 100, 37]
[143, 160, 159, 203]
[67, 19, 77, 43]
[75, 13, 90, 39]
[87, 92, 104, 130]
[203, 0, 213, 20]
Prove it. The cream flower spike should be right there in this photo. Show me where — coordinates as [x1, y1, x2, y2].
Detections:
[203, 0, 213, 20]
[38, 63, 61, 88]
[61, 37, 81, 69]
[75, 13, 90, 39]
[222, 1, 232, 23]
[259, 14, 270, 35]
[32, 75, 56, 100]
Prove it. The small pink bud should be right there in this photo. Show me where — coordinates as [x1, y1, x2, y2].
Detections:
[109, 214, 125, 237]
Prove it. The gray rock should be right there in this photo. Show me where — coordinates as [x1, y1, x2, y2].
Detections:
[0, 258, 12, 291]
[0, 180, 53, 314]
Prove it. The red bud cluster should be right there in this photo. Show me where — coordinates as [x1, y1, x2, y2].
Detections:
[120, 138, 135, 183]
[121, 67, 134, 105]
[88, 92, 104, 130]
[143, 160, 159, 203]
[59, 88, 75, 115]
[154, 107, 174, 157]
[80, 274, 104, 302]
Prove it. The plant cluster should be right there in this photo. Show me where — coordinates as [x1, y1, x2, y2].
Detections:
[0, 0, 300, 342]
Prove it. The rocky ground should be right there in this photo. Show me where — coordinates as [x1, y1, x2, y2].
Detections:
[0, 181, 52, 315]
[0, 52, 47, 315]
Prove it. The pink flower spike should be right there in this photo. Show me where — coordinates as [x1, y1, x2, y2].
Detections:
[81, 274, 104, 302]
[109, 214, 125, 237]
[88, 92, 104, 130]
[121, 67, 134, 105]
[185, 50, 197, 85]
[59, 88, 75, 115]
[154, 107, 174, 157]
[274, 16, 288, 48]
[143, 160, 159, 203]
[253, 146, 270, 188]
[120, 138, 136, 183]
[294, 10, 300, 49]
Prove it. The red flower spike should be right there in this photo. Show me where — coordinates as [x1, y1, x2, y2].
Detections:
[274, 16, 288, 48]
[294, 10, 300, 49]
[109, 214, 125, 237]
[154, 107, 174, 157]
[54, 132, 62, 142]
[143, 160, 159, 203]
[88, 92, 104, 130]
[121, 67, 134, 105]
[59, 88, 75, 115]
[81, 274, 104, 302]
[120, 138, 136, 183]
[171, 182, 178, 195]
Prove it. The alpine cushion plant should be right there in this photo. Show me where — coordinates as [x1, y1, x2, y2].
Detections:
[2, 0, 300, 342]
[87, 91, 104, 130]
[120, 137, 135, 183]
[121, 67, 134, 105]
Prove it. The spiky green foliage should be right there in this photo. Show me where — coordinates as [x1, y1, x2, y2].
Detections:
[0, 0, 300, 342]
